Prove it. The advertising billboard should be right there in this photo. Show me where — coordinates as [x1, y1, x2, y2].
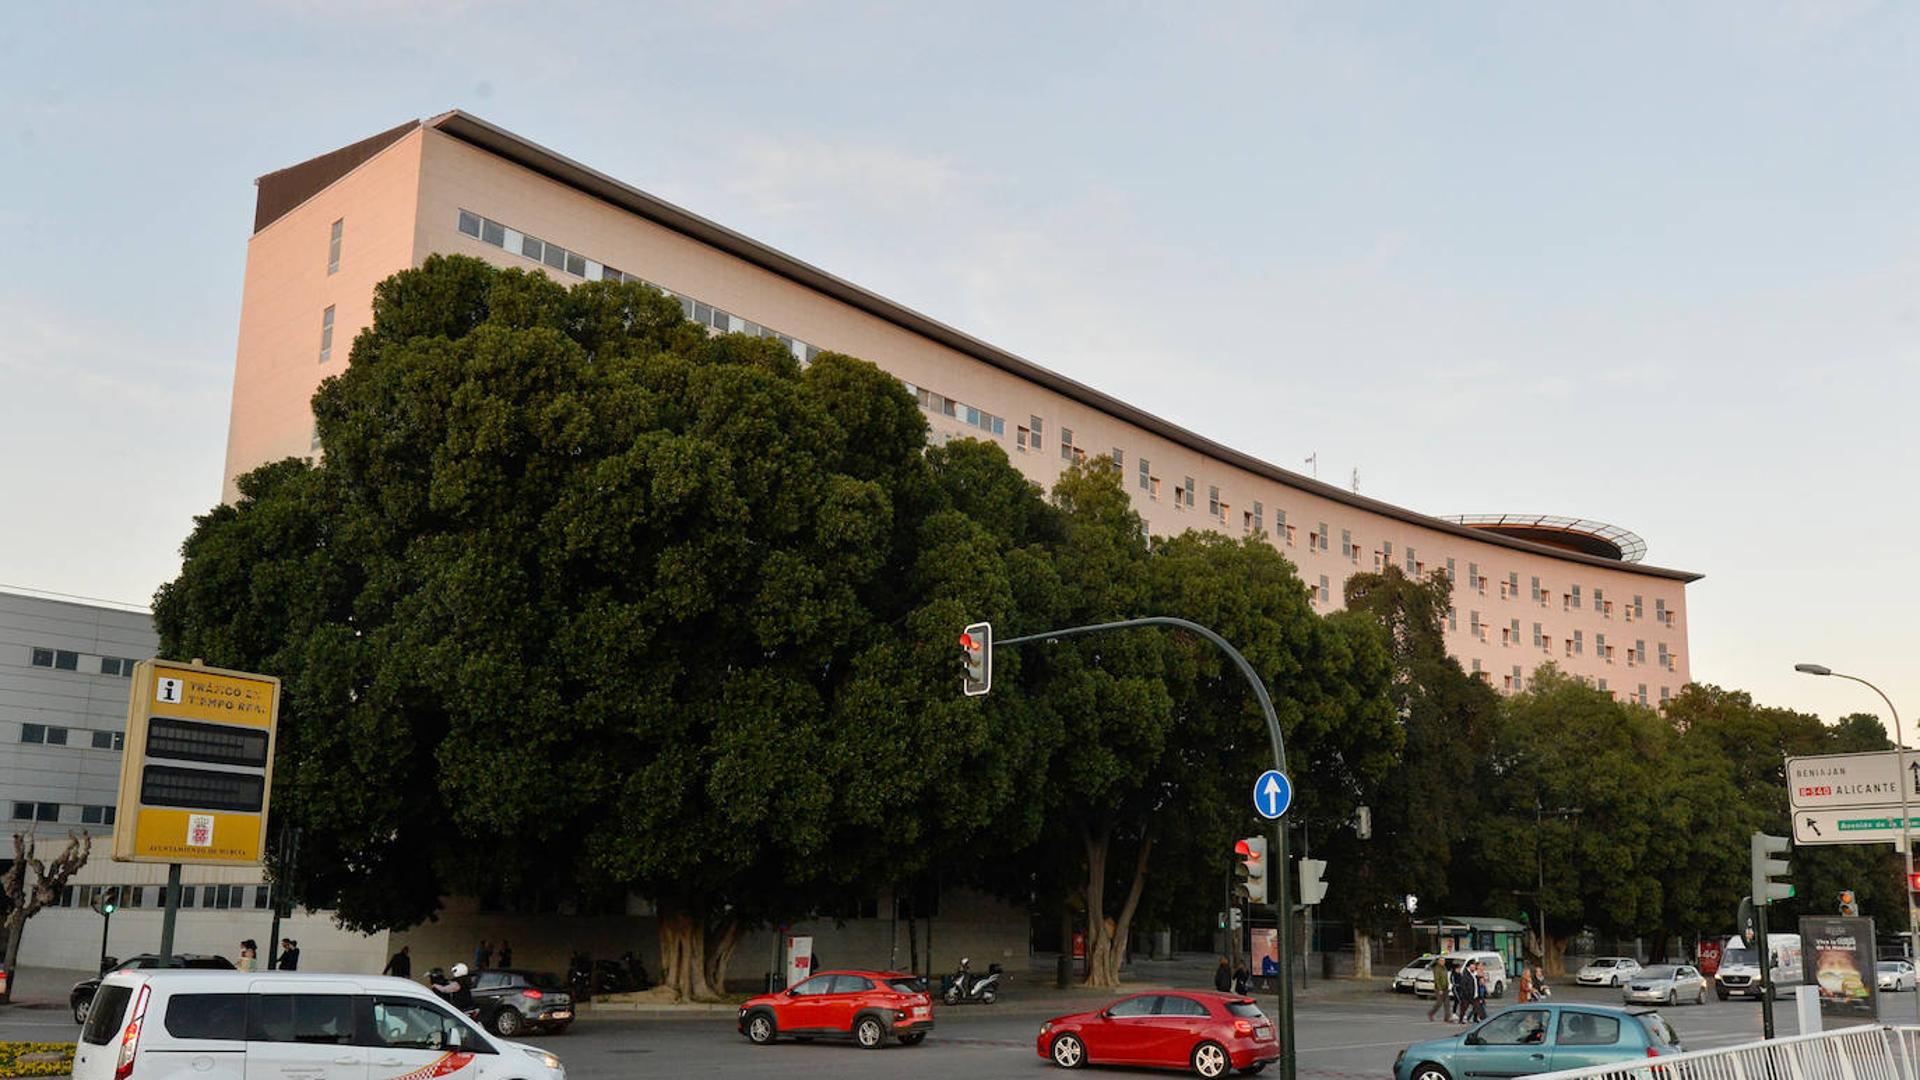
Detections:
[1800, 915, 1878, 1026]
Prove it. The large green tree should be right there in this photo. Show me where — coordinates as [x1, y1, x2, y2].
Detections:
[155, 256, 1002, 999]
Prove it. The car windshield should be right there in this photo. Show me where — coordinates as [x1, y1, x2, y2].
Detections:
[1637, 966, 1677, 979]
[1590, 959, 1618, 968]
[1227, 1001, 1266, 1019]
[1723, 949, 1756, 966]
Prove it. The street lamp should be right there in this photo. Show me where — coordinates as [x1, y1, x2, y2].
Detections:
[1795, 661, 1916, 1022]
[1533, 802, 1581, 974]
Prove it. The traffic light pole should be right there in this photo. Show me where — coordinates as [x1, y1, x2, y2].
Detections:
[158, 863, 181, 966]
[1756, 898, 1774, 1039]
[995, 616, 1297, 1080]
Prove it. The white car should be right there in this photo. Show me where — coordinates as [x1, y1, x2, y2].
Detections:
[1393, 955, 1442, 994]
[72, 969, 566, 1080]
[1575, 957, 1642, 987]
[1878, 961, 1916, 992]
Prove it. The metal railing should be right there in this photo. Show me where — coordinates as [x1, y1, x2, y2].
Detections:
[1530, 1025, 1920, 1080]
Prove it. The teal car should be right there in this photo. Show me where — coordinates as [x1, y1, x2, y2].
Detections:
[1393, 1004, 1683, 1080]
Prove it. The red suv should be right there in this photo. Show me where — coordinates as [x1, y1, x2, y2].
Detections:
[739, 969, 933, 1049]
[1037, 991, 1278, 1077]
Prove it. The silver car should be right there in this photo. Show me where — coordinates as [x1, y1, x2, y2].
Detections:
[1877, 960, 1915, 992]
[1623, 964, 1707, 1006]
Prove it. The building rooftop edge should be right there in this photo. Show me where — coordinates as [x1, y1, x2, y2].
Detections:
[295, 109, 1703, 585]
[0, 583, 153, 615]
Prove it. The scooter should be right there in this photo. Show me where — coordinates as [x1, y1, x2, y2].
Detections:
[943, 958, 1002, 1005]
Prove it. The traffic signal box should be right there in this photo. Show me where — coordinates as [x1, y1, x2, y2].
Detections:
[1750, 832, 1793, 904]
[1235, 837, 1268, 904]
[960, 623, 991, 697]
[113, 660, 280, 867]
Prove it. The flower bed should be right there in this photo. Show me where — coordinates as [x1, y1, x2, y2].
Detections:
[0, 1041, 74, 1078]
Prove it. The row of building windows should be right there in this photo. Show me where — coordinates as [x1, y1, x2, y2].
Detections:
[1447, 613, 1678, 671]
[27, 647, 137, 676]
[48, 883, 270, 911]
[449, 210, 1687, 659]
[20, 724, 125, 750]
[11, 801, 115, 825]
[1463, 661, 1672, 707]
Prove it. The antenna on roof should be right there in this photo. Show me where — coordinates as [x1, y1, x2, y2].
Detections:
[1351, 468, 1360, 494]
[1304, 452, 1317, 479]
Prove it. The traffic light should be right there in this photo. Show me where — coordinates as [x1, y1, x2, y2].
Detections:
[1234, 837, 1268, 904]
[1750, 832, 1794, 904]
[960, 622, 991, 697]
[1299, 858, 1329, 906]
[1840, 890, 1859, 917]
[1907, 872, 1920, 894]
[90, 887, 117, 916]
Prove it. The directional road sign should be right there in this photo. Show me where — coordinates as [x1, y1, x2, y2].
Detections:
[1793, 808, 1920, 847]
[1787, 750, 1920, 811]
[1253, 769, 1293, 820]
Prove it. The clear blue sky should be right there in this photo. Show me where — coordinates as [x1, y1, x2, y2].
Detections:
[3, 2, 1914, 729]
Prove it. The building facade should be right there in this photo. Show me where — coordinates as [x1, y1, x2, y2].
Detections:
[226, 111, 1700, 708]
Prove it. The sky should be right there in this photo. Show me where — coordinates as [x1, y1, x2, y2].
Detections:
[2, 2, 1914, 730]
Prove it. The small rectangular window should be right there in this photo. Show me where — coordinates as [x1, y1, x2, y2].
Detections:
[1342, 530, 1353, 558]
[542, 243, 566, 271]
[30, 647, 53, 667]
[1182, 478, 1195, 509]
[1017, 426, 1030, 451]
[1405, 547, 1416, 574]
[1573, 630, 1584, 655]
[1318, 575, 1329, 604]
[166, 992, 248, 1041]
[520, 234, 543, 261]
[1029, 417, 1043, 450]
[565, 251, 587, 277]
[1446, 558, 1456, 583]
[1317, 523, 1329, 551]
[456, 210, 481, 238]
[1571, 585, 1582, 609]
[44, 727, 66, 746]
[480, 219, 505, 247]
[1512, 665, 1523, 692]
[9, 803, 30, 821]
[91, 730, 114, 750]
[1111, 448, 1123, 468]
[327, 218, 343, 274]
[1208, 486, 1221, 516]
[1138, 459, 1150, 490]
[81, 805, 102, 825]
[1532, 622, 1543, 648]
[100, 657, 120, 676]
[35, 802, 58, 822]
[319, 306, 335, 364]
[54, 650, 78, 670]
[1252, 501, 1263, 532]
[20, 724, 44, 744]
[1447, 606, 1457, 630]
[1060, 428, 1075, 461]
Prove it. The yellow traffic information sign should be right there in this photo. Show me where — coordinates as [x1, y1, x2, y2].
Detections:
[113, 660, 279, 866]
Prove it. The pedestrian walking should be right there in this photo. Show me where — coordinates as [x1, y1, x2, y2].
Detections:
[237, 939, 258, 973]
[277, 938, 300, 971]
[1449, 960, 1470, 1023]
[1454, 961, 1475, 1024]
[1426, 960, 1450, 1021]
[383, 945, 412, 979]
[1472, 962, 1489, 1021]
[497, 941, 512, 968]
[1215, 956, 1232, 992]
[473, 940, 492, 971]
[1517, 966, 1534, 1003]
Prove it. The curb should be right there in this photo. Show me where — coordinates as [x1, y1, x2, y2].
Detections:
[580, 1002, 740, 1016]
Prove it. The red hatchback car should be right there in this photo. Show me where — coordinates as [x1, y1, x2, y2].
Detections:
[739, 969, 934, 1049]
[1038, 991, 1278, 1077]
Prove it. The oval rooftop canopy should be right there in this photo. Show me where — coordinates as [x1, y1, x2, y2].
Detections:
[1443, 515, 1649, 563]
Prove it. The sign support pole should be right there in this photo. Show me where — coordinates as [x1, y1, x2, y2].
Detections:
[158, 863, 181, 965]
[996, 616, 1296, 1080]
[1756, 897, 1774, 1039]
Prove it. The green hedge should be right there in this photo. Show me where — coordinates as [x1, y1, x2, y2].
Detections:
[0, 1042, 74, 1078]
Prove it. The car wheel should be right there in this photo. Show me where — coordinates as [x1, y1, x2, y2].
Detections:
[1192, 1040, 1230, 1078]
[1665, 990, 1676, 1006]
[1493, 981, 1505, 999]
[899, 1031, 927, 1046]
[1412, 1064, 1452, 1080]
[72, 998, 90, 1026]
[855, 1015, 885, 1049]
[491, 1007, 523, 1037]
[745, 1010, 777, 1045]
[1715, 986, 1728, 1001]
[1050, 1033, 1086, 1068]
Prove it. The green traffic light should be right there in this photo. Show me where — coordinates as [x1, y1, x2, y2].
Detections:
[102, 904, 115, 915]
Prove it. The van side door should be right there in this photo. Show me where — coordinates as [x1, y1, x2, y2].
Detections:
[359, 995, 493, 1079]
[245, 990, 366, 1080]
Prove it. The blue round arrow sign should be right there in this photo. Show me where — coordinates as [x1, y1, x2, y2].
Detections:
[1253, 769, 1292, 820]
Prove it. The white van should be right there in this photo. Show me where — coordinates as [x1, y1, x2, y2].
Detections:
[1427, 950, 1509, 998]
[72, 969, 566, 1080]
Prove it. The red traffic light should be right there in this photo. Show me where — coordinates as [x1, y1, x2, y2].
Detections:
[959, 632, 976, 650]
[1908, 872, 1920, 893]
[1234, 839, 1253, 858]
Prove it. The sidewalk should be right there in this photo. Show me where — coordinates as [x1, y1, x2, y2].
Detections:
[0, 966, 91, 1011]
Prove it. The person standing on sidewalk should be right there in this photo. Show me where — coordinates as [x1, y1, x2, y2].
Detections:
[1215, 956, 1232, 992]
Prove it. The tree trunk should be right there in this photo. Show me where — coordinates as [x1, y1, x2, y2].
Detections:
[701, 918, 742, 998]
[1084, 827, 1152, 989]
[0, 914, 24, 1005]
[1545, 934, 1570, 978]
[1354, 929, 1373, 978]
[657, 911, 720, 1002]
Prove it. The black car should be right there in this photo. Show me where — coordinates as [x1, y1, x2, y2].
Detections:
[471, 968, 575, 1036]
[71, 953, 234, 1024]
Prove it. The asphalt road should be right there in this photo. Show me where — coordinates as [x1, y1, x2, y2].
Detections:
[0, 980, 1904, 1078]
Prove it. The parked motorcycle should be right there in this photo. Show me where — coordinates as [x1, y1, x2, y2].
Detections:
[943, 957, 1002, 1005]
